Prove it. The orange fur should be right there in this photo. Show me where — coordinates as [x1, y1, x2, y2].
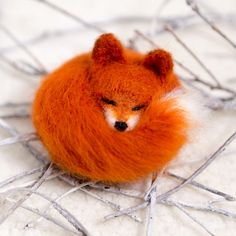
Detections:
[32, 33, 189, 182]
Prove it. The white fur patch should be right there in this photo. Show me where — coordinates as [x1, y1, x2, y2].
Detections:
[161, 88, 185, 101]
[127, 115, 140, 131]
[161, 87, 211, 168]
[161, 87, 209, 125]
[104, 108, 116, 128]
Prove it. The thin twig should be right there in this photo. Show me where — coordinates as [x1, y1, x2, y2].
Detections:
[144, 170, 164, 201]
[90, 183, 142, 199]
[0, 119, 48, 164]
[25, 182, 92, 229]
[35, 0, 105, 33]
[34, 191, 91, 236]
[146, 188, 156, 236]
[186, 0, 236, 49]
[80, 188, 142, 223]
[104, 202, 148, 221]
[0, 102, 31, 108]
[0, 111, 30, 119]
[0, 54, 44, 76]
[0, 166, 45, 188]
[162, 199, 236, 219]
[148, 0, 173, 37]
[173, 201, 215, 236]
[166, 171, 236, 201]
[0, 171, 63, 195]
[0, 163, 53, 225]
[0, 132, 38, 146]
[145, 173, 159, 236]
[0, 24, 47, 73]
[6, 197, 80, 235]
[164, 24, 221, 86]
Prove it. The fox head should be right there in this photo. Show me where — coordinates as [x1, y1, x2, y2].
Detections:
[90, 33, 178, 132]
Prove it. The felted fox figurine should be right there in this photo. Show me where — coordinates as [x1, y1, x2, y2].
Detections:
[32, 33, 189, 182]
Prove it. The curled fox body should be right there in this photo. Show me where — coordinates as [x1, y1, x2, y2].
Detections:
[32, 34, 189, 182]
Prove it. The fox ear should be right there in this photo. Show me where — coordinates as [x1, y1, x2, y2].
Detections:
[92, 33, 125, 66]
[143, 49, 173, 78]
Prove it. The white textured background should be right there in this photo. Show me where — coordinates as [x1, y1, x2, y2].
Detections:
[0, 0, 236, 235]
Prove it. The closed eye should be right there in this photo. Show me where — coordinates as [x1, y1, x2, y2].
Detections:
[101, 97, 117, 106]
[132, 104, 145, 111]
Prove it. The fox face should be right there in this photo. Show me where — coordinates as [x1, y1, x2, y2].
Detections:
[101, 94, 146, 132]
[90, 33, 178, 132]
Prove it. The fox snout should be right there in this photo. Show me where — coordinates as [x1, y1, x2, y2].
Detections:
[104, 107, 140, 132]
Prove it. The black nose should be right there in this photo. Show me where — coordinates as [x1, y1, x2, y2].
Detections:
[114, 121, 128, 131]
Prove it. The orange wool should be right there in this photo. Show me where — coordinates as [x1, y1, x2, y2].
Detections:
[32, 33, 189, 183]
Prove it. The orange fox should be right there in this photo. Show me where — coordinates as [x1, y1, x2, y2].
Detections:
[32, 33, 189, 182]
